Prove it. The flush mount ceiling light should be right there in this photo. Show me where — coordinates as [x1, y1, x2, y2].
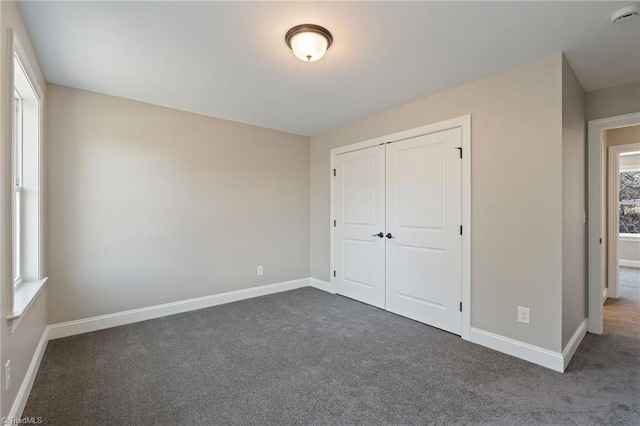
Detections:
[285, 24, 333, 62]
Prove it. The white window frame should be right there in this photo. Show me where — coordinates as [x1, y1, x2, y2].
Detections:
[12, 89, 23, 288]
[7, 30, 47, 332]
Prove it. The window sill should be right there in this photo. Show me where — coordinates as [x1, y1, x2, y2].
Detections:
[620, 234, 640, 242]
[8, 277, 48, 333]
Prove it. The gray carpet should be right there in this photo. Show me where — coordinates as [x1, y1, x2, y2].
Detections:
[23, 271, 640, 425]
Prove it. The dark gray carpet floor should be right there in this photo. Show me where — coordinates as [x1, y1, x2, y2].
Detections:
[24, 269, 639, 425]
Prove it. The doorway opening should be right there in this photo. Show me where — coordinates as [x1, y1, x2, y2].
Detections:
[588, 113, 640, 334]
[607, 141, 640, 299]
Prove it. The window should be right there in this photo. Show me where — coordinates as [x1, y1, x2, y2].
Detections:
[9, 33, 46, 328]
[619, 152, 640, 237]
[13, 88, 23, 286]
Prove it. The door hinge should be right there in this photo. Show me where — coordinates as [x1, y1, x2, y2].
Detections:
[333, 270, 336, 277]
[460, 225, 463, 236]
[332, 169, 336, 177]
[460, 302, 462, 312]
[455, 147, 463, 159]
[333, 220, 336, 227]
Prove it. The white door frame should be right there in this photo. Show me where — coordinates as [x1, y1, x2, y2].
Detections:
[608, 143, 640, 300]
[587, 112, 640, 334]
[330, 115, 472, 340]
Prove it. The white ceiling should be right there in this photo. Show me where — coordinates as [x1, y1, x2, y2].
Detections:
[19, 1, 640, 136]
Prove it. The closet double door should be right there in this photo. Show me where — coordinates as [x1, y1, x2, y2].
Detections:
[332, 128, 462, 335]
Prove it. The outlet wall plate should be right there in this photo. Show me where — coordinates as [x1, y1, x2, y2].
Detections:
[257, 265, 264, 276]
[517, 306, 530, 324]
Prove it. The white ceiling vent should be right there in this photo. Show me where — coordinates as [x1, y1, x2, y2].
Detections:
[611, 4, 640, 24]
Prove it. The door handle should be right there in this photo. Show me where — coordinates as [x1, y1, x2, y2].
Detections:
[372, 232, 384, 238]
[386, 233, 394, 239]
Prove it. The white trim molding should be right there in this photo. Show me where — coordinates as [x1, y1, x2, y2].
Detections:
[9, 278, 48, 333]
[7, 327, 49, 423]
[619, 233, 640, 242]
[562, 319, 588, 370]
[587, 112, 640, 334]
[309, 278, 333, 294]
[48, 278, 309, 340]
[9, 279, 312, 420]
[620, 259, 640, 268]
[7, 275, 588, 421]
[469, 327, 564, 372]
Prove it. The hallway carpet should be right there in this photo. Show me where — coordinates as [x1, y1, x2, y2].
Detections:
[23, 272, 639, 425]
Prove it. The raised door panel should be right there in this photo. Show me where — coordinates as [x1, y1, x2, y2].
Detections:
[332, 145, 385, 308]
[385, 128, 462, 335]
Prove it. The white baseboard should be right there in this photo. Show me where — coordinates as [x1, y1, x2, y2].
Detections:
[562, 319, 587, 370]
[47, 278, 310, 340]
[11, 277, 581, 422]
[619, 259, 640, 268]
[8, 278, 311, 420]
[7, 327, 49, 422]
[469, 327, 564, 372]
[309, 278, 333, 294]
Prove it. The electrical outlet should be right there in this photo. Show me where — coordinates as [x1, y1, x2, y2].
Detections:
[257, 265, 264, 276]
[5, 360, 10, 390]
[517, 306, 530, 324]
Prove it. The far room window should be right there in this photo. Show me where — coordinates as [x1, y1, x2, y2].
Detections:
[619, 151, 640, 236]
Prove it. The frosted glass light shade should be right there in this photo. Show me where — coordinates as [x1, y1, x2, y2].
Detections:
[285, 24, 333, 62]
[290, 32, 328, 62]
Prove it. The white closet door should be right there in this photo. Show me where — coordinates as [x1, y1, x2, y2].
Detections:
[333, 145, 386, 308]
[385, 128, 462, 335]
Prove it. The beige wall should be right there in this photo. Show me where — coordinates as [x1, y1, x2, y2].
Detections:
[46, 85, 310, 324]
[0, 1, 48, 418]
[561, 55, 586, 349]
[607, 125, 640, 147]
[311, 54, 564, 352]
[586, 81, 640, 121]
